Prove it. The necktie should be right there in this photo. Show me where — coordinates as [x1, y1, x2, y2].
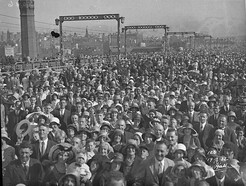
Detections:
[200, 125, 203, 131]
[219, 180, 223, 186]
[158, 162, 163, 174]
[23, 164, 28, 175]
[41, 141, 45, 155]
[158, 162, 163, 183]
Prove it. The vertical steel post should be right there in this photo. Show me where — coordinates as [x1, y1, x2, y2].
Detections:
[124, 28, 127, 56]
[117, 19, 120, 59]
[59, 17, 63, 63]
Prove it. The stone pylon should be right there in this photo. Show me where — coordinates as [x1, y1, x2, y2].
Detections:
[19, 0, 37, 59]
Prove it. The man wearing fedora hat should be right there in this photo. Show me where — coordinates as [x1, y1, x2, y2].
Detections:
[3, 141, 44, 186]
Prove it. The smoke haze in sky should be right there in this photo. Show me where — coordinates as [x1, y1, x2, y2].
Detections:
[1, 0, 246, 36]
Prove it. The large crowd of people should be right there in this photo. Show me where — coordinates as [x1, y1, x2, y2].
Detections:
[1, 41, 246, 186]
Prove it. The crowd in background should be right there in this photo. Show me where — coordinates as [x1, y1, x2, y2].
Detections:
[1, 41, 246, 186]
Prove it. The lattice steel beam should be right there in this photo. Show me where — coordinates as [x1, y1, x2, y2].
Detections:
[194, 33, 212, 38]
[60, 14, 120, 22]
[167, 32, 195, 36]
[124, 25, 167, 31]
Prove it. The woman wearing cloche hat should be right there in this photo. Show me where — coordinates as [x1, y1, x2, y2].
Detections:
[179, 123, 201, 149]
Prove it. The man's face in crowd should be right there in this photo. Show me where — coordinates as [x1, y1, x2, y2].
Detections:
[76, 103, 83, 112]
[30, 97, 36, 104]
[161, 118, 169, 130]
[155, 143, 168, 161]
[123, 102, 129, 111]
[166, 131, 178, 145]
[215, 168, 227, 179]
[19, 147, 32, 163]
[72, 137, 81, 148]
[218, 116, 227, 129]
[155, 124, 164, 139]
[164, 97, 169, 105]
[71, 115, 79, 123]
[97, 113, 104, 122]
[147, 101, 155, 110]
[39, 125, 49, 140]
[188, 103, 195, 112]
[60, 100, 67, 109]
[44, 105, 52, 114]
[117, 120, 126, 131]
[187, 93, 193, 101]
[224, 96, 230, 105]
[199, 113, 208, 123]
[63, 88, 68, 94]
[15, 101, 22, 110]
[223, 147, 234, 160]
[214, 106, 220, 114]
[79, 117, 87, 128]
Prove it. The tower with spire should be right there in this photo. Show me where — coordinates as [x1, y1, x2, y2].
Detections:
[85, 27, 89, 38]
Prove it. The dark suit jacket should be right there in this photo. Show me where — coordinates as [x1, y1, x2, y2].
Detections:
[123, 131, 134, 144]
[31, 139, 56, 164]
[220, 105, 234, 116]
[179, 100, 189, 113]
[208, 114, 221, 128]
[27, 104, 38, 114]
[51, 109, 71, 131]
[143, 157, 174, 186]
[185, 111, 200, 124]
[193, 122, 214, 150]
[3, 158, 44, 186]
[206, 175, 244, 186]
[121, 157, 143, 185]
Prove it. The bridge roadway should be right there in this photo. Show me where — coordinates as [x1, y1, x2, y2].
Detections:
[0, 55, 118, 75]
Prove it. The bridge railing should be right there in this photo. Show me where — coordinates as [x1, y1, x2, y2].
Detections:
[0, 55, 119, 75]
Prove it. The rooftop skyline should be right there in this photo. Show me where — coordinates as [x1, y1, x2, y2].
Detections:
[1, 0, 246, 37]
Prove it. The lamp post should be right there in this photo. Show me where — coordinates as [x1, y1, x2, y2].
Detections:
[164, 26, 169, 58]
[55, 18, 63, 63]
[117, 17, 125, 59]
[122, 28, 127, 55]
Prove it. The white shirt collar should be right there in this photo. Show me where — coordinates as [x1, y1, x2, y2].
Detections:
[155, 157, 165, 169]
[22, 159, 30, 167]
[40, 138, 48, 145]
[216, 176, 225, 183]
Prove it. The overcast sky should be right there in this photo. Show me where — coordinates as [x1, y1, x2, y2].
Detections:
[1, 0, 246, 36]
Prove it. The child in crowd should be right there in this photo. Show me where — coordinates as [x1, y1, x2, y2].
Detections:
[66, 124, 77, 143]
[86, 139, 97, 161]
[67, 150, 92, 186]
